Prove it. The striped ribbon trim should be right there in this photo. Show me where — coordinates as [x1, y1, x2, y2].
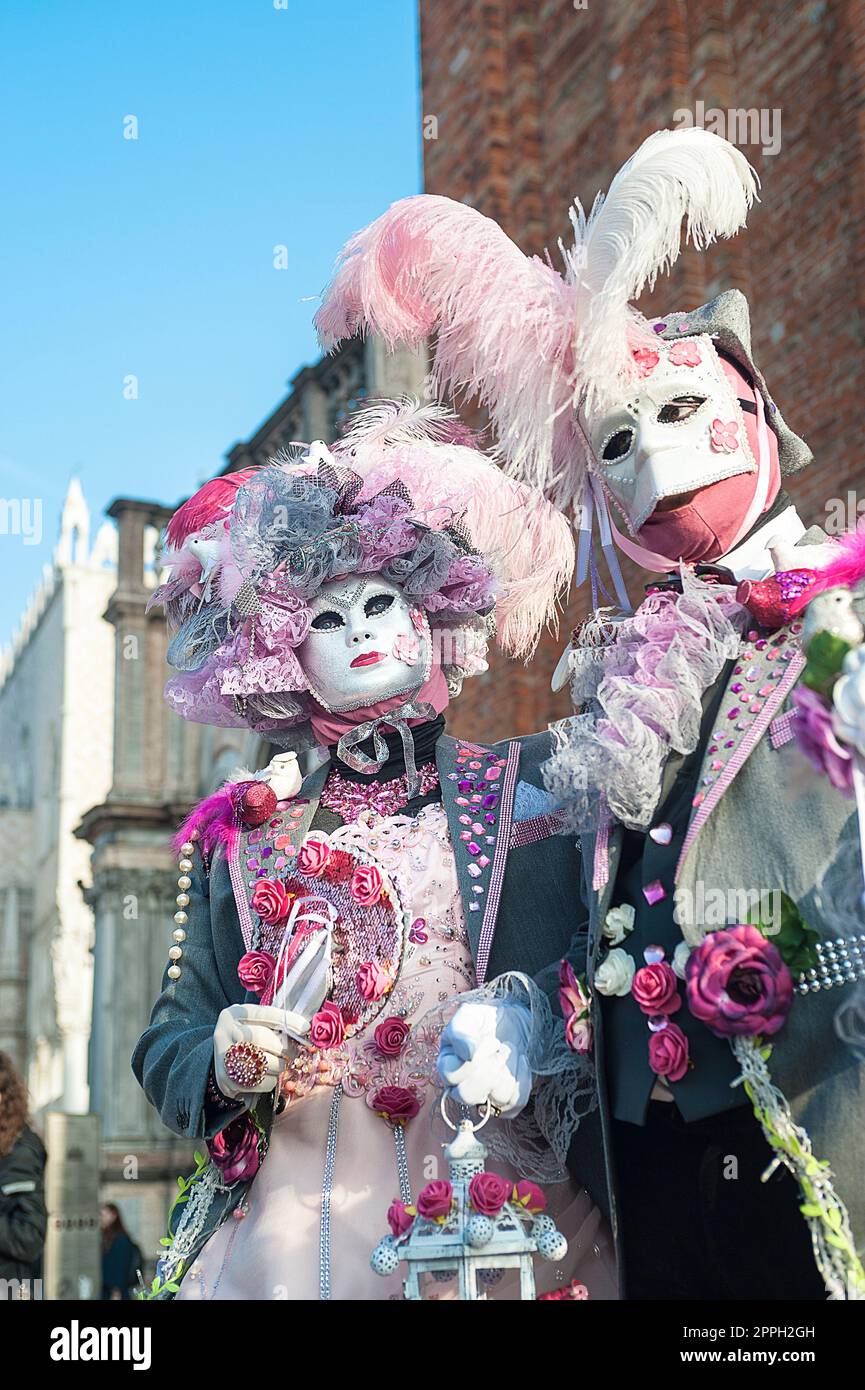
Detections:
[475, 741, 521, 987]
[509, 809, 567, 849]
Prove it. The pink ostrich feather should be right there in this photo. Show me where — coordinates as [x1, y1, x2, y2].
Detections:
[340, 400, 575, 658]
[315, 195, 583, 508]
[173, 784, 244, 858]
[165, 470, 255, 548]
[810, 524, 865, 593]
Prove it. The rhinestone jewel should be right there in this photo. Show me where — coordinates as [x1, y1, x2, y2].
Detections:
[643, 944, 666, 964]
[643, 880, 666, 906]
[648, 823, 673, 845]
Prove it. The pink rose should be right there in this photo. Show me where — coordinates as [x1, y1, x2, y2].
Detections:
[631, 961, 681, 1017]
[370, 1085, 421, 1126]
[309, 1000, 346, 1050]
[350, 864, 383, 906]
[208, 1115, 261, 1183]
[512, 1179, 547, 1214]
[387, 1199, 415, 1237]
[468, 1171, 511, 1216]
[250, 877, 290, 926]
[648, 1020, 690, 1082]
[297, 836, 331, 877]
[356, 960, 391, 1001]
[686, 924, 794, 1038]
[559, 959, 592, 1054]
[416, 1179, 453, 1221]
[374, 1016, 410, 1056]
[237, 950, 276, 995]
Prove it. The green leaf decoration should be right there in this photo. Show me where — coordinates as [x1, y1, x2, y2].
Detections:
[159, 1237, 172, 1247]
[802, 631, 853, 700]
[748, 891, 820, 976]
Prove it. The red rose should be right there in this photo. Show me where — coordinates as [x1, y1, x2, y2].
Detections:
[237, 950, 276, 995]
[631, 961, 681, 1017]
[374, 1017, 410, 1056]
[512, 1179, 547, 1214]
[387, 1199, 415, 1237]
[297, 836, 331, 878]
[468, 1171, 510, 1216]
[309, 1000, 346, 1050]
[350, 864, 383, 906]
[250, 878, 290, 926]
[356, 960, 391, 1002]
[370, 1085, 421, 1126]
[648, 1020, 690, 1082]
[207, 1114, 261, 1183]
[416, 1179, 453, 1220]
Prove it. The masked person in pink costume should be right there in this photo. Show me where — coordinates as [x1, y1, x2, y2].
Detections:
[316, 129, 865, 1301]
[133, 401, 617, 1301]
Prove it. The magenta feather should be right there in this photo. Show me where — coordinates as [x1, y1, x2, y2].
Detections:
[173, 785, 243, 858]
[166, 470, 255, 548]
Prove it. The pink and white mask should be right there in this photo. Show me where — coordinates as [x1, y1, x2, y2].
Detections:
[296, 574, 431, 713]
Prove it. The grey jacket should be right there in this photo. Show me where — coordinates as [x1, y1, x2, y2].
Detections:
[571, 569, 865, 1285]
[132, 729, 584, 1276]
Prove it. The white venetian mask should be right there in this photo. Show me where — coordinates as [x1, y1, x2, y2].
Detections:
[584, 335, 755, 534]
[296, 574, 431, 713]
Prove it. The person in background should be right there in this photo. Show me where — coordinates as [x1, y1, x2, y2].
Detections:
[101, 1202, 142, 1300]
[0, 1051, 46, 1298]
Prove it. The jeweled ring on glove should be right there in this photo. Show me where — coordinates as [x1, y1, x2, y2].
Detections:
[224, 1041, 268, 1089]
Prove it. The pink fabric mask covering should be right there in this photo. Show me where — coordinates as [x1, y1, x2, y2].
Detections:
[613, 357, 781, 570]
[308, 664, 450, 750]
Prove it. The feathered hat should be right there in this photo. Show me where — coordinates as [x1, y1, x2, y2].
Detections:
[316, 129, 808, 525]
[153, 399, 574, 738]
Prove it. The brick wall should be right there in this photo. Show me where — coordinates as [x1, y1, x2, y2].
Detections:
[419, 0, 865, 742]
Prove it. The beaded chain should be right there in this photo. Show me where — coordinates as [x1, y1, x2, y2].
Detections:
[166, 833, 198, 981]
[319, 761, 439, 823]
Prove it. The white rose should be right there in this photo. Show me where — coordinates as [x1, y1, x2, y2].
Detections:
[832, 645, 865, 759]
[594, 948, 635, 998]
[603, 903, 635, 945]
[672, 940, 692, 980]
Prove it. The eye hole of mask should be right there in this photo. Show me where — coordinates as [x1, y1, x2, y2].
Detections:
[657, 395, 707, 424]
[601, 428, 635, 462]
[310, 609, 345, 632]
[364, 593, 395, 618]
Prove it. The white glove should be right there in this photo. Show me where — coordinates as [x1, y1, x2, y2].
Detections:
[833, 645, 865, 758]
[437, 1000, 533, 1117]
[213, 1003, 297, 1101]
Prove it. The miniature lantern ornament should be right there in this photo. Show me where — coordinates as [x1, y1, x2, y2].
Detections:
[370, 1095, 569, 1301]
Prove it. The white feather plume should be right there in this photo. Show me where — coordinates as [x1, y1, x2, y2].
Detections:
[565, 128, 758, 414]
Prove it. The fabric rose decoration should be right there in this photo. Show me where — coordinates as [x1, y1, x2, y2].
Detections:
[416, 1180, 453, 1222]
[594, 948, 635, 998]
[309, 1000, 346, 1050]
[668, 339, 702, 368]
[685, 924, 793, 1037]
[250, 877, 291, 926]
[387, 1199, 416, 1237]
[792, 684, 855, 795]
[208, 1115, 261, 1183]
[468, 1171, 511, 1217]
[633, 347, 659, 377]
[512, 1179, 546, 1214]
[297, 835, 332, 877]
[356, 960, 391, 1001]
[710, 418, 739, 453]
[559, 959, 592, 1054]
[370, 1085, 421, 1126]
[603, 903, 635, 945]
[631, 960, 681, 1016]
[373, 1016, 410, 1056]
[648, 1021, 690, 1082]
[672, 940, 692, 981]
[350, 864, 383, 906]
[237, 950, 276, 995]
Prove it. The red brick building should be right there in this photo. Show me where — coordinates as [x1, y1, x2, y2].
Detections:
[419, 0, 865, 740]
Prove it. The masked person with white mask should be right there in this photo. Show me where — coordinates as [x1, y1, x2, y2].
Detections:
[133, 400, 617, 1301]
[316, 128, 865, 1301]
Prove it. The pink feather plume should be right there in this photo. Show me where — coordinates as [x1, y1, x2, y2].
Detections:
[172, 784, 244, 858]
[165, 470, 255, 548]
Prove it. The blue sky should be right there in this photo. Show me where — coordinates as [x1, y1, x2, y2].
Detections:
[0, 1, 421, 644]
